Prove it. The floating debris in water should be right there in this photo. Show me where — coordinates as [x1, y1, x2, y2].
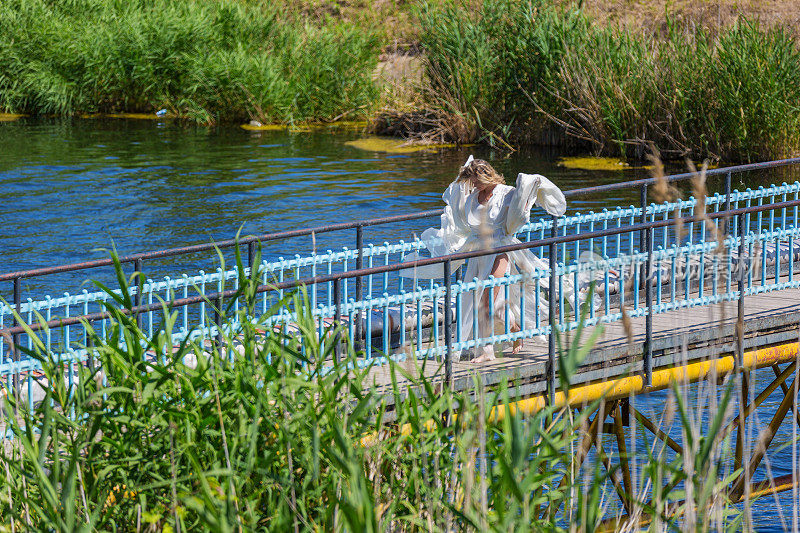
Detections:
[557, 156, 632, 171]
[345, 136, 458, 154]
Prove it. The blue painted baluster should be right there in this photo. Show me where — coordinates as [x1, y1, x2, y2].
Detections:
[684, 246, 691, 301]
[656, 248, 663, 307]
[326, 251, 334, 308]
[365, 297, 373, 360]
[629, 207, 635, 255]
[558, 263, 565, 327]
[472, 281, 480, 353]
[217, 267, 227, 352]
[416, 291, 423, 356]
[633, 254, 640, 312]
[150, 278, 159, 338]
[62, 293, 70, 357]
[398, 240, 406, 294]
[367, 244, 375, 297]
[384, 243, 390, 294]
[573, 267, 580, 325]
[383, 294, 390, 356]
[433, 283, 441, 359]
[486, 277, 494, 357]
[504, 276, 510, 337]
[603, 258, 610, 317]
[519, 273, 526, 336]
[348, 299, 355, 352]
[45, 296, 53, 361]
[699, 223, 706, 298]
[619, 256, 626, 310]
[761, 229, 767, 289]
[27, 298, 35, 411]
[539, 225, 545, 260]
[341, 249, 349, 304]
[747, 235, 754, 292]
[670, 247, 677, 306]
[792, 186, 799, 282]
[400, 290, 407, 348]
[199, 270, 207, 332]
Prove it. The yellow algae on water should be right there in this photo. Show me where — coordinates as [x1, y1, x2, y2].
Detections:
[324, 120, 368, 131]
[241, 123, 288, 131]
[80, 112, 170, 120]
[557, 156, 630, 171]
[0, 113, 24, 122]
[242, 121, 368, 133]
[346, 136, 457, 154]
[106, 113, 169, 120]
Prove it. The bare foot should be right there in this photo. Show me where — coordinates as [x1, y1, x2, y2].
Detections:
[472, 349, 496, 363]
[511, 324, 522, 354]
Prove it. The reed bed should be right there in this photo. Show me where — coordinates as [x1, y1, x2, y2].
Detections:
[0, 250, 754, 531]
[1, 0, 798, 161]
[416, 0, 800, 161]
[0, 0, 379, 124]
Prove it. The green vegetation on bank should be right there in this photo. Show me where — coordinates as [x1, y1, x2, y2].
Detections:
[417, 0, 800, 161]
[1, 0, 799, 161]
[0, 250, 743, 530]
[0, 0, 379, 124]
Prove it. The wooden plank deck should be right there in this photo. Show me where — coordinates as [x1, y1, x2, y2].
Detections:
[365, 286, 800, 408]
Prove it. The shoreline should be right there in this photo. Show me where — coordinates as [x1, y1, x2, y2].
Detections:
[2, 1, 799, 163]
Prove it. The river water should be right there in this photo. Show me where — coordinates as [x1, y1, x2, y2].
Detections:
[1, 118, 799, 529]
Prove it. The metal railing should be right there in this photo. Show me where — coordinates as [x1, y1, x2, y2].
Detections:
[2, 158, 800, 412]
[3, 196, 800, 406]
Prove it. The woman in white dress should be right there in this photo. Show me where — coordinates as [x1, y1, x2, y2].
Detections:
[412, 156, 567, 363]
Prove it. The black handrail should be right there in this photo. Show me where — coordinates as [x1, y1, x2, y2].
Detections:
[3, 197, 799, 338]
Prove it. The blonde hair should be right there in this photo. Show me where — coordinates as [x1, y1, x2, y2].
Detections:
[457, 158, 504, 190]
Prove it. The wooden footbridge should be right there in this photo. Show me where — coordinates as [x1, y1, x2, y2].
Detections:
[3, 157, 800, 519]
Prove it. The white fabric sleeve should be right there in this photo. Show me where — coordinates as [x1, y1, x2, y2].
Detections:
[421, 181, 470, 256]
[505, 173, 567, 235]
[399, 180, 470, 278]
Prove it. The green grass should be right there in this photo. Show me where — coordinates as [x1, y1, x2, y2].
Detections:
[0, 248, 746, 531]
[0, 0, 380, 124]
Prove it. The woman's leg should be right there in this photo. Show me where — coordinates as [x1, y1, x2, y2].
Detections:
[473, 254, 511, 363]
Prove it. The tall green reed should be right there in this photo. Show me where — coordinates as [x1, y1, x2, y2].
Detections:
[0, 0, 379, 124]
[417, 0, 800, 162]
[0, 246, 746, 530]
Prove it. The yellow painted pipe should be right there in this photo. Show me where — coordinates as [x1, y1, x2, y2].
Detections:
[363, 342, 800, 445]
[487, 342, 800, 423]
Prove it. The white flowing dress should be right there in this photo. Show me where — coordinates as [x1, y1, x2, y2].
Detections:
[402, 173, 568, 359]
